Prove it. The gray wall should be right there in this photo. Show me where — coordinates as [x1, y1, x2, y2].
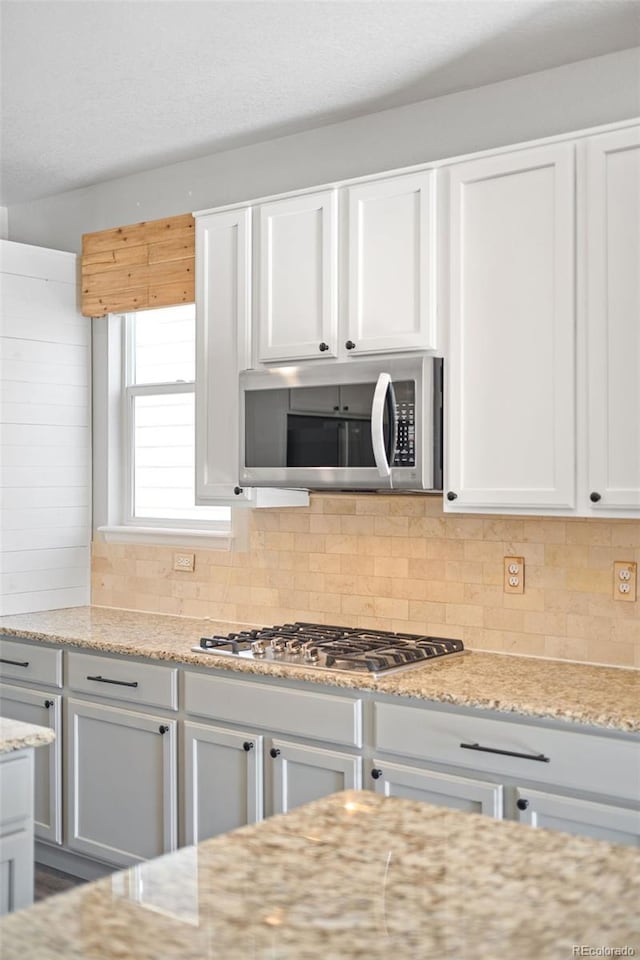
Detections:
[8, 47, 640, 253]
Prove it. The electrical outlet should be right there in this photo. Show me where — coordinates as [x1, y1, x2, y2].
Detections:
[173, 552, 195, 573]
[613, 561, 637, 602]
[504, 556, 525, 594]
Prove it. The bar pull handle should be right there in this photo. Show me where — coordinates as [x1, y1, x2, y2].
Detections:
[371, 373, 396, 482]
[86, 675, 139, 689]
[0, 657, 29, 668]
[460, 742, 549, 763]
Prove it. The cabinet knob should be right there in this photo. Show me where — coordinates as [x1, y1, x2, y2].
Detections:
[159, 725, 169, 735]
[446, 491, 458, 502]
[516, 798, 529, 811]
[44, 699, 54, 709]
[345, 340, 356, 351]
[233, 486, 243, 496]
[590, 492, 601, 503]
[319, 342, 329, 352]
[371, 768, 383, 780]
[243, 741, 254, 752]
[269, 747, 281, 759]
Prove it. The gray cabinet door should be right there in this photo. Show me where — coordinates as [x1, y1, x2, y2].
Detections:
[67, 699, 177, 867]
[515, 787, 640, 847]
[370, 758, 503, 817]
[183, 721, 263, 845]
[268, 738, 362, 816]
[0, 683, 61, 844]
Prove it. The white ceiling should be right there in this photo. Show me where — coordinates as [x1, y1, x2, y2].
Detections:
[1, 0, 639, 206]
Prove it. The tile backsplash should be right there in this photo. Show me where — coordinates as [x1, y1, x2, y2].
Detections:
[92, 495, 640, 668]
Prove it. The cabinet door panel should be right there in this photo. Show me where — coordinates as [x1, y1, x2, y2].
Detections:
[515, 787, 640, 846]
[347, 172, 436, 354]
[268, 739, 361, 816]
[67, 699, 177, 867]
[258, 191, 338, 362]
[371, 759, 502, 817]
[195, 207, 254, 502]
[184, 722, 263, 844]
[586, 127, 640, 511]
[0, 683, 61, 843]
[447, 143, 575, 510]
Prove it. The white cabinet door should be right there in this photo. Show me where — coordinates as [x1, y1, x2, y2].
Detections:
[347, 171, 436, 355]
[370, 759, 503, 817]
[258, 190, 338, 362]
[515, 787, 640, 847]
[268, 738, 361, 816]
[195, 207, 253, 503]
[446, 143, 576, 511]
[183, 721, 263, 844]
[67, 699, 177, 867]
[585, 127, 640, 512]
[0, 683, 61, 844]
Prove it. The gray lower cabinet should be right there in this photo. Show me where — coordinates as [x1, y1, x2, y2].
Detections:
[0, 683, 62, 844]
[184, 721, 263, 845]
[515, 787, 640, 846]
[67, 699, 177, 867]
[0, 749, 34, 914]
[268, 738, 362, 816]
[369, 758, 503, 817]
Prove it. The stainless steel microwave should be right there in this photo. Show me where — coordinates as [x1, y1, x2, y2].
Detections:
[239, 357, 443, 491]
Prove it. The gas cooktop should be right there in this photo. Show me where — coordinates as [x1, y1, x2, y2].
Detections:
[192, 622, 464, 678]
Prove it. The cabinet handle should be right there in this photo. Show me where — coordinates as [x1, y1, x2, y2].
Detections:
[345, 340, 356, 351]
[460, 742, 549, 763]
[269, 747, 281, 759]
[86, 675, 139, 688]
[233, 486, 243, 496]
[159, 725, 169, 735]
[0, 657, 29, 668]
[590, 492, 601, 503]
[446, 491, 457, 502]
[517, 798, 529, 811]
[371, 768, 383, 780]
[243, 741, 254, 752]
[44, 699, 54, 709]
[319, 342, 329, 352]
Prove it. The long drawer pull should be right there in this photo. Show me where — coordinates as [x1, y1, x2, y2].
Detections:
[460, 742, 550, 763]
[86, 675, 139, 689]
[0, 657, 30, 668]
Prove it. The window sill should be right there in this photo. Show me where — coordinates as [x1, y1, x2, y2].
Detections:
[96, 525, 234, 550]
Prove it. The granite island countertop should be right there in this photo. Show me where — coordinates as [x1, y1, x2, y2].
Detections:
[1, 790, 638, 960]
[0, 716, 55, 755]
[0, 606, 638, 733]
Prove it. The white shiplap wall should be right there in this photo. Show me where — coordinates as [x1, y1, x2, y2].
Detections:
[0, 240, 91, 614]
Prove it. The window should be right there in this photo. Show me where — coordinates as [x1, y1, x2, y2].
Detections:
[94, 304, 233, 546]
[123, 305, 230, 530]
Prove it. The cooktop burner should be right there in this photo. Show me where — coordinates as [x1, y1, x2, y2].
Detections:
[192, 622, 464, 677]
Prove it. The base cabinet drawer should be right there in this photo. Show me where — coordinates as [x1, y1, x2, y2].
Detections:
[515, 787, 640, 846]
[0, 639, 62, 688]
[67, 699, 177, 867]
[374, 701, 640, 802]
[369, 758, 503, 818]
[67, 652, 177, 711]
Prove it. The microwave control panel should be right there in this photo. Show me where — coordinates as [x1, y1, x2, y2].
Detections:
[393, 395, 416, 468]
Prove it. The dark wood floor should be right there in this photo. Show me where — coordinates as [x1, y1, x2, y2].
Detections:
[34, 864, 87, 902]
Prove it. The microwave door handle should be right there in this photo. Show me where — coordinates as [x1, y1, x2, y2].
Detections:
[371, 373, 394, 481]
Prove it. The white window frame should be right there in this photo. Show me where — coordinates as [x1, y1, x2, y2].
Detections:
[94, 312, 236, 549]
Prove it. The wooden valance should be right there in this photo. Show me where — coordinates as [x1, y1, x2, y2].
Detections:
[81, 213, 195, 317]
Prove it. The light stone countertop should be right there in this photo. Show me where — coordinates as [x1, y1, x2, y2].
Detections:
[0, 716, 55, 755]
[0, 606, 638, 732]
[1, 790, 638, 960]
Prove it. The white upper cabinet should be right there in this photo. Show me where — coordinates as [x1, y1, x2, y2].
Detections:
[445, 142, 576, 511]
[346, 171, 436, 355]
[257, 190, 338, 362]
[584, 127, 640, 513]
